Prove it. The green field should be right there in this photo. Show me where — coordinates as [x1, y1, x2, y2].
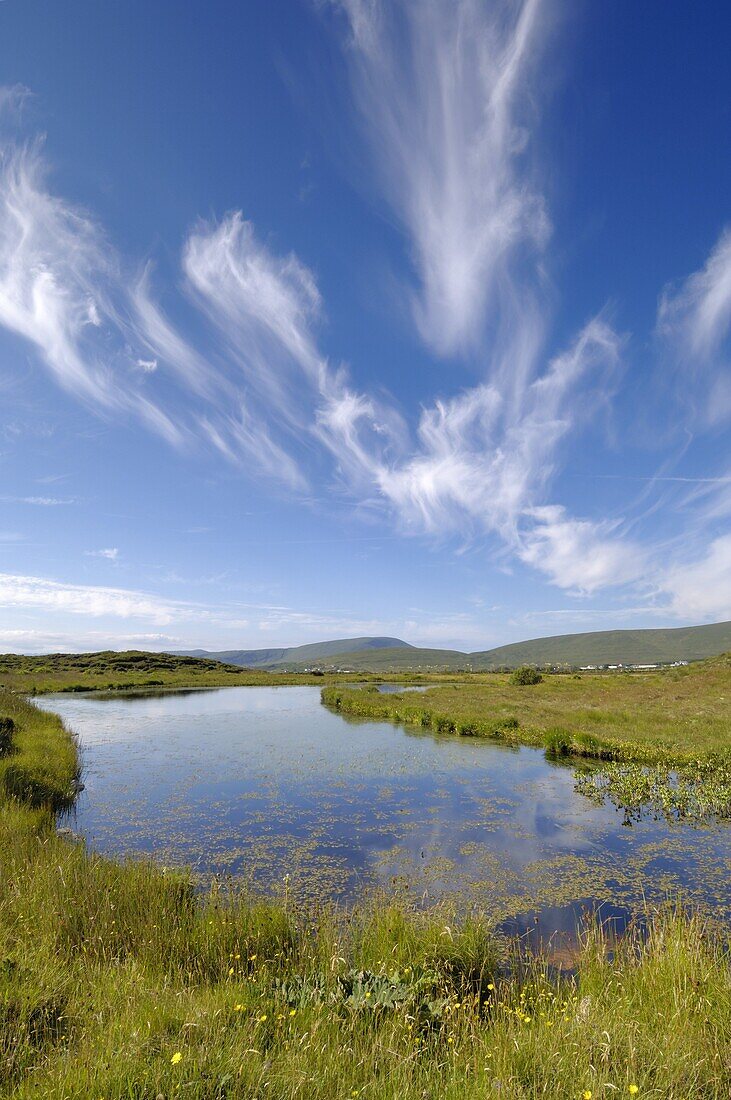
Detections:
[0, 687, 729, 1098]
[0, 650, 383, 694]
[323, 656, 731, 765]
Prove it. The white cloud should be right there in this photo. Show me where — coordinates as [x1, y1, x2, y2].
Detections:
[2, 495, 74, 506]
[0, 629, 185, 655]
[0, 127, 632, 590]
[0, 85, 32, 121]
[0, 137, 184, 446]
[330, 0, 550, 356]
[657, 227, 731, 425]
[1, 77, 720, 616]
[658, 227, 731, 359]
[0, 573, 182, 623]
[85, 547, 119, 561]
[660, 534, 731, 621]
[317, 316, 624, 548]
[518, 506, 646, 593]
[183, 211, 323, 415]
[130, 263, 219, 398]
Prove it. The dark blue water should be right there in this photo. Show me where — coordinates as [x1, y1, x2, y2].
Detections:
[39, 686, 731, 939]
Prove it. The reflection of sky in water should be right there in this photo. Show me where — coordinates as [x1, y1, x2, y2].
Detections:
[39, 687, 731, 935]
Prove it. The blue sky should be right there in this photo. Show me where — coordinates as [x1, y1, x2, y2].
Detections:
[0, 0, 730, 654]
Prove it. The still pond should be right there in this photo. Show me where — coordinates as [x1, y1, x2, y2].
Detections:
[39, 685, 730, 942]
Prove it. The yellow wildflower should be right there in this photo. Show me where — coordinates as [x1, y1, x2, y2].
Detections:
[583, 1092, 592, 1100]
[170, 1052, 182, 1065]
[628, 1088, 639, 1096]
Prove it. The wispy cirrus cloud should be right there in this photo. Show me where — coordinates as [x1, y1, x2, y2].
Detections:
[1, 495, 75, 506]
[0, 71, 640, 602]
[0, 138, 185, 445]
[320, 316, 623, 551]
[330, 0, 550, 357]
[657, 227, 731, 424]
[658, 227, 731, 359]
[0, 12, 728, 632]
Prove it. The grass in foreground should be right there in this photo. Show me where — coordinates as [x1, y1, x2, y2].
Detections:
[323, 654, 731, 766]
[1, 689, 730, 1097]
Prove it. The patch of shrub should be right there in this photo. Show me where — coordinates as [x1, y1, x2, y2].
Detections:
[435, 716, 456, 734]
[509, 666, 543, 686]
[0, 717, 15, 755]
[544, 727, 572, 757]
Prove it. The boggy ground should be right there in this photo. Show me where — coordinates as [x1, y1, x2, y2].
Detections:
[0, 687, 730, 1097]
[0, 651, 393, 694]
[323, 655, 731, 765]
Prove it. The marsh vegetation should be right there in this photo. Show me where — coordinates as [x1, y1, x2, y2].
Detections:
[0, 651, 382, 695]
[1, 687, 730, 1097]
[1, 654, 730, 1097]
[322, 656, 731, 764]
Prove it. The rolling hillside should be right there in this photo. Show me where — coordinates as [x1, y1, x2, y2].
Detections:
[470, 620, 731, 668]
[175, 636, 412, 669]
[178, 621, 731, 671]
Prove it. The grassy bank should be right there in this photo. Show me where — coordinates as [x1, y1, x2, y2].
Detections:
[1, 689, 730, 1097]
[0, 651, 390, 694]
[322, 655, 731, 766]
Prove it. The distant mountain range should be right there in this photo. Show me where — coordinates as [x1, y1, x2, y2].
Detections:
[174, 620, 731, 671]
[175, 636, 412, 669]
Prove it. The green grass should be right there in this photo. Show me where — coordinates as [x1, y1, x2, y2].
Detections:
[0, 650, 390, 694]
[1, 688, 730, 1096]
[322, 655, 731, 766]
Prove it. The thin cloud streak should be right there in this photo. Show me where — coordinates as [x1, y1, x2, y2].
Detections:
[0, 139, 184, 445]
[331, 0, 550, 357]
[658, 227, 731, 359]
[658, 226, 731, 425]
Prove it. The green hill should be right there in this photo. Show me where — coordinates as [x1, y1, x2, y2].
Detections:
[470, 620, 731, 668]
[176, 637, 411, 669]
[283, 646, 468, 671]
[206, 620, 731, 671]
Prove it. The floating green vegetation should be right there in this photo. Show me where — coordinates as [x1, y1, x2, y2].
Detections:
[574, 757, 731, 825]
